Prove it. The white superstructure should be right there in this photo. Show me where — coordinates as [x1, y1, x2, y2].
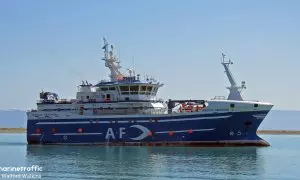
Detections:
[28, 39, 273, 120]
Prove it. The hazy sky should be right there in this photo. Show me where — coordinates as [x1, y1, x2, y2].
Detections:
[0, 0, 299, 110]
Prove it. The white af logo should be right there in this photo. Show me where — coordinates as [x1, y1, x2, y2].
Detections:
[105, 125, 150, 140]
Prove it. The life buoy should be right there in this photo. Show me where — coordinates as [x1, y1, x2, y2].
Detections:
[36, 128, 41, 134]
[188, 129, 193, 134]
[168, 131, 174, 136]
[51, 128, 57, 133]
[77, 128, 83, 133]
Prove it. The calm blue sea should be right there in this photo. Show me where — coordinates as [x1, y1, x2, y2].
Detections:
[0, 134, 299, 180]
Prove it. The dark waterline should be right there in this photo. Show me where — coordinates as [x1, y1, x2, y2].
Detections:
[0, 134, 300, 180]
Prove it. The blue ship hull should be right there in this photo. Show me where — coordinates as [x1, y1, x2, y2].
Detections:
[27, 110, 270, 146]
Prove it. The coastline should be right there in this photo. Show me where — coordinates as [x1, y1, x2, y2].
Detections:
[257, 130, 300, 135]
[0, 128, 26, 133]
[0, 128, 300, 135]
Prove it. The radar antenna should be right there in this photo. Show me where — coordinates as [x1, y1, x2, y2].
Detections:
[126, 68, 133, 77]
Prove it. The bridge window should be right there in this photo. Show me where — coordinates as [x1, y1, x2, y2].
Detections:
[146, 86, 153, 91]
[140, 86, 147, 91]
[152, 87, 158, 95]
[120, 86, 129, 91]
[230, 104, 235, 108]
[101, 87, 108, 91]
[120, 86, 129, 95]
[130, 86, 139, 91]
[118, 85, 156, 95]
[146, 86, 153, 95]
[254, 104, 258, 108]
[139, 86, 147, 94]
[130, 85, 139, 95]
[109, 87, 116, 91]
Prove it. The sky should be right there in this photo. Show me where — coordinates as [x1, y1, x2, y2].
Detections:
[0, 0, 300, 110]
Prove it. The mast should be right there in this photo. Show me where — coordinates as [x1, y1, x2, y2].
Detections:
[102, 38, 124, 81]
[221, 53, 246, 101]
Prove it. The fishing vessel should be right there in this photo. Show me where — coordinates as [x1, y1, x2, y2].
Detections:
[27, 38, 273, 146]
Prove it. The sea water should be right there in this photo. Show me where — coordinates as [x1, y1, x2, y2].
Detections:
[0, 134, 299, 180]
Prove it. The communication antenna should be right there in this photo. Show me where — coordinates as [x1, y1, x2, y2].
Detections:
[118, 46, 121, 62]
[132, 56, 136, 77]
